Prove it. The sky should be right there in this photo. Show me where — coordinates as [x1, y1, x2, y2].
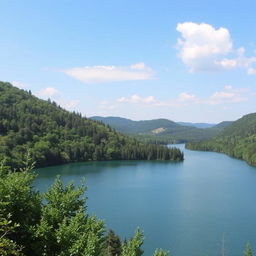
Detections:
[1, 0, 256, 123]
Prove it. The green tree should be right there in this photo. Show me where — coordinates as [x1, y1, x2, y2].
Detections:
[0, 214, 23, 256]
[35, 177, 104, 256]
[101, 229, 122, 256]
[152, 249, 169, 256]
[0, 158, 41, 255]
[121, 229, 144, 256]
[244, 243, 253, 256]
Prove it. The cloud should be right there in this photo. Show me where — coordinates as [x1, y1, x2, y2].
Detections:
[38, 87, 60, 97]
[205, 86, 248, 104]
[178, 92, 197, 102]
[117, 94, 156, 104]
[63, 63, 154, 84]
[248, 67, 256, 75]
[37, 87, 79, 111]
[12, 81, 27, 89]
[216, 48, 256, 70]
[130, 62, 146, 70]
[107, 86, 250, 110]
[176, 22, 256, 73]
[58, 99, 80, 110]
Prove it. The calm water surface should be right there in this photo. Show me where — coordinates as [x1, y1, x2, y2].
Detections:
[34, 144, 256, 256]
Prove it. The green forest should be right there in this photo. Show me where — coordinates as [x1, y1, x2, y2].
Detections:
[0, 156, 169, 256]
[0, 82, 183, 168]
[186, 113, 256, 166]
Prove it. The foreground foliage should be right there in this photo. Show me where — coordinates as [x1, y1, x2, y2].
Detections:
[0, 158, 169, 255]
[0, 82, 183, 168]
[186, 113, 256, 166]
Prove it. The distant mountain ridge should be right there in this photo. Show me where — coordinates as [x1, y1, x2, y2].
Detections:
[90, 116, 233, 143]
[186, 113, 256, 166]
[177, 122, 216, 129]
[91, 116, 181, 134]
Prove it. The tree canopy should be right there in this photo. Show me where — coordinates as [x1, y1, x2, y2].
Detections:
[186, 113, 256, 166]
[0, 82, 183, 168]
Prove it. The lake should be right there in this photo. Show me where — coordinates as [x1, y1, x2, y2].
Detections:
[34, 144, 256, 256]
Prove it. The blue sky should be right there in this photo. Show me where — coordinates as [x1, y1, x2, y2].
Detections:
[1, 0, 256, 123]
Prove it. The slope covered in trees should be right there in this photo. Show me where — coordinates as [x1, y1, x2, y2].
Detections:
[186, 113, 256, 166]
[0, 82, 183, 168]
[0, 157, 169, 256]
[91, 116, 232, 144]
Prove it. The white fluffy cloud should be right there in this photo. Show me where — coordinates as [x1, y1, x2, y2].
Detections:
[38, 87, 60, 97]
[37, 87, 79, 111]
[117, 94, 156, 104]
[178, 92, 197, 102]
[12, 81, 27, 89]
[176, 22, 256, 73]
[106, 86, 250, 110]
[176, 86, 248, 105]
[206, 86, 247, 104]
[63, 63, 154, 83]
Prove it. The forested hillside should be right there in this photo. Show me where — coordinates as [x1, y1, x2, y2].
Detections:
[0, 82, 183, 168]
[91, 116, 231, 144]
[186, 113, 256, 166]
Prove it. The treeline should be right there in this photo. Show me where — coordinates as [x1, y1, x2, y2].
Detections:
[0, 157, 169, 256]
[0, 82, 183, 168]
[186, 113, 256, 166]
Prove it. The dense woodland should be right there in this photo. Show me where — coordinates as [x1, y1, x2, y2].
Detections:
[0, 82, 183, 168]
[91, 116, 231, 144]
[186, 113, 256, 166]
[0, 156, 169, 256]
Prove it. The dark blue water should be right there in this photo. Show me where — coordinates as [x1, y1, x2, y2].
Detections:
[34, 145, 256, 256]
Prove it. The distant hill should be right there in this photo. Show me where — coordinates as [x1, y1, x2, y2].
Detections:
[186, 113, 256, 166]
[212, 121, 233, 129]
[90, 116, 232, 144]
[0, 82, 184, 168]
[177, 122, 216, 129]
[91, 116, 183, 134]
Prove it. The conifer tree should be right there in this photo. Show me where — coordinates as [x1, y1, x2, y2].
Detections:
[152, 249, 169, 256]
[102, 229, 122, 256]
[244, 243, 253, 256]
[121, 229, 144, 256]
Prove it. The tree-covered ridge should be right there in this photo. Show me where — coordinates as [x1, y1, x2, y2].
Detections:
[186, 113, 256, 166]
[0, 157, 169, 256]
[91, 116, 232, 144]
[0, 82, 183, 168]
